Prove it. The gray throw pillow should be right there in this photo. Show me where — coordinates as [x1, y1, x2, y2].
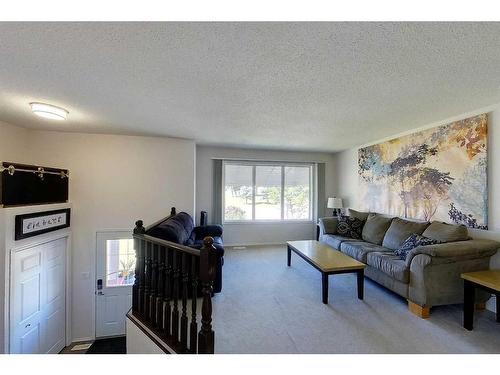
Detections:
[362, 213, 393, 245]
[422, 221, 469, 243]
[345, 208, 370, 221]
[319, 217, 339, 235]
[382, 217, 430, 250]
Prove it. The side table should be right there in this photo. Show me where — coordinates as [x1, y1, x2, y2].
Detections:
[461, 270, 500, 330]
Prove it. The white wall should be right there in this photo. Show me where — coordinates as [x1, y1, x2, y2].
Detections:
[333, 103, 500, 312]
[196, 145, 336, 246]
[0, 121, 30, 163]
[0, 121, 31, 353]
[126, 317, 168, 354]
[24, 130, 196, 342]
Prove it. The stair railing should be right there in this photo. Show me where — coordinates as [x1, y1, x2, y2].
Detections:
[130, 211, 216, 354]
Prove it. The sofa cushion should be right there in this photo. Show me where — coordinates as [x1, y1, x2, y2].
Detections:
[362, 213, 393, 245]
[345, 208, 370, 221]
[322, 234, 359, 250]
[367, 252, 410, 283]
[337, 215, 365, 239]
[394, 233, 440, 260]
[422, 221, 469, 243]
[382, 217, 430, 250]
[340, 241, 392, 262]
[319, 217, 338, 235]
[173, 212, 195, 236]
[146, 212, 194, 245]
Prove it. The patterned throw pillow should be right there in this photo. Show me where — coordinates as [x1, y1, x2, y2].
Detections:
[337, 215, 365, 239]
[395, 233, 440, 260]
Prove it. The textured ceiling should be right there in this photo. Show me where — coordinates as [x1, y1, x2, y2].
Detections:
[1, 22, 500, 152]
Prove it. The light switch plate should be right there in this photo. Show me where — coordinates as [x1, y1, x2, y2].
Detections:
[81, 271, 90, 279]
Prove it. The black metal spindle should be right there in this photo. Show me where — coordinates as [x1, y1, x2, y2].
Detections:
[190, 256, 198, 353]
[149, 244, 159, 325]
[180, 252, 189, 351]
[133, 221, 145, 315]
[156, 246, 165, 331]
[198, 237, 216, 354]
[164, 248, 172, 337]
[172, 250, 180, 342]
[144, 241, 152, 320]
[138, 239, 146, 316]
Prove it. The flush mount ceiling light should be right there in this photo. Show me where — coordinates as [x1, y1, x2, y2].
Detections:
[30, 102, 69, 121]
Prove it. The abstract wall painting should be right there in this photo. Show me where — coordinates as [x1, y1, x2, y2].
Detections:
[358, 114, 488, 229]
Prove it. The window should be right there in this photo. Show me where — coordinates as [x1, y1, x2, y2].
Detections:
[255, 165, 282, 220]
[224, 164, 253, 220]
[105, 238, 136, 287]
[284, 166, 311, 220]
[223, 161, 314, 222]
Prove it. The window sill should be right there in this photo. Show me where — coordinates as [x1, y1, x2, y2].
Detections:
[223, 220, 314, 225]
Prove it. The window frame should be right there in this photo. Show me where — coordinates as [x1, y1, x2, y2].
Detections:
[222, 160, 315, 224]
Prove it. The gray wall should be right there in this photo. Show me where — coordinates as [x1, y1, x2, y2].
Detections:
[196, 145, 337, 245]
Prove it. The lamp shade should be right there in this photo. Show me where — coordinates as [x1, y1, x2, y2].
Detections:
[327, 197, 343, 209]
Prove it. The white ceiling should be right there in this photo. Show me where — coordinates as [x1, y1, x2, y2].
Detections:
[1, 22, 500, 152]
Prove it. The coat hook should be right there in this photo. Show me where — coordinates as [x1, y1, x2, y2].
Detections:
[37, 167, 44, 180]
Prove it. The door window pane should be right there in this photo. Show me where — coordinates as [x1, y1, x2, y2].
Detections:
[255, 166, 282, 220]
[284, 166, 311, 220]
[106, 239, 135, 287]
[224, 164, 253, 221]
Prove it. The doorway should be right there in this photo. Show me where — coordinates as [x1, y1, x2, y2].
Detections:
[95, 231, 135, 338]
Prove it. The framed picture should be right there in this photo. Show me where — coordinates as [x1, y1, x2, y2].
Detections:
[358, 113, 488, 229]
[15, 208, 71, 240]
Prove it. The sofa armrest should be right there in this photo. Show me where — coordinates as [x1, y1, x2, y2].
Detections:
[405, 239, 499, 266]
[408, 251, 494, 307]
[318, 217, 338, 236]
[193, 224, 223, 239]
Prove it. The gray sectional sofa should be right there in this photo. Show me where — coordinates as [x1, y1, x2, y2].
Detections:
[318, 209, 500, 318]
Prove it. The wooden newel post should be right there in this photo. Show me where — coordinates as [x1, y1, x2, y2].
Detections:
[133, 220, 146, 315]
[198, 236, 216, 354]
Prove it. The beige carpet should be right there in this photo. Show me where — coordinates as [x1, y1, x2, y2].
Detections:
[212, 245, 500, 353]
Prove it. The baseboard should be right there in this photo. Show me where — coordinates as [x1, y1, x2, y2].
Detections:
[225, 242, 285, 248]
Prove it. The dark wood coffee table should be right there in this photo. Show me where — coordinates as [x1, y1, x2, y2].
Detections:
[287, 240, 366, 304]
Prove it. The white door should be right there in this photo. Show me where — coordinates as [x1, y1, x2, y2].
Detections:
[10, 237, 67, 354]
[42, 239, 67, 353]
[95, 231, 135, 338]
